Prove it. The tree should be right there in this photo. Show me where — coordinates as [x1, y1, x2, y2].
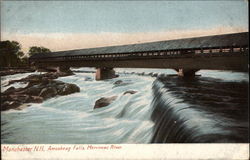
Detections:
[0, 42, 52, 68]
[17, 51, 24, 58]
[20, 57, 29, 66]
[28, 46, 51, 57]
[0, 40, 21, 67]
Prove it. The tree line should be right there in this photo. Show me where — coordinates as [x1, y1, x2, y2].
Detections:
[0, 40, 51, 68]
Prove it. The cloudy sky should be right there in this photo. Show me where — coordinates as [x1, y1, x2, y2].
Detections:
[1, 1, 248, 53]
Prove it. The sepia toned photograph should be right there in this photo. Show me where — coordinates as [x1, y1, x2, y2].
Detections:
[0, 0, 249, 159]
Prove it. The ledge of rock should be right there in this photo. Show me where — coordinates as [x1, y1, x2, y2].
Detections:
[0, 68, 36, 76]
[94, 96, 117, 109]
[1, 73, 80, 111]
[6, 72, 73, 87]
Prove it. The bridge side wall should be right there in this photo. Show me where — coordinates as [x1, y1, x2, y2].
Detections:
[35, 55, 248, 71]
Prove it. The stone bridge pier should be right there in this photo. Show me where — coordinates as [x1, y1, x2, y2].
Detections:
[95, 67, 117, 80]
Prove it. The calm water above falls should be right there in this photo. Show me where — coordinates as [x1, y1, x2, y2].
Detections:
[1, 68, 249, 143]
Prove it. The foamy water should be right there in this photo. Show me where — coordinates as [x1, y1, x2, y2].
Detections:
[1, 69, 155, 143]
[1, 68, 248, 143]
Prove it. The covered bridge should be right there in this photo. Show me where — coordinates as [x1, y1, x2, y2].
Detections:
[30, 32, 249, 80]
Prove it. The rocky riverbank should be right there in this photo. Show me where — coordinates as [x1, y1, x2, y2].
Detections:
[1, 72, 80, 111]
[0, 68, 36, 76]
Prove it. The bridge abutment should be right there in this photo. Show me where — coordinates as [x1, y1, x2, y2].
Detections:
[95, 67, 117, 80]
[176, 69, 199, 77]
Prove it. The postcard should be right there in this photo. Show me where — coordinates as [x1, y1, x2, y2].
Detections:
[1, 1, 249, 159]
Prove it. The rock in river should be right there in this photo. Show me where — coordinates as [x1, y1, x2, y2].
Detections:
[114, 80, 123, 85]
[123, 90, 138, 95]
[94, 90, 138, 110]
[94, 96, 118, 109]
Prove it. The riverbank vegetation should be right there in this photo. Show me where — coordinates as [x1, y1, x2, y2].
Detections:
[0, 40, 51, 68]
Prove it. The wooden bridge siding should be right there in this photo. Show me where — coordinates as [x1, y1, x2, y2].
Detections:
[31, 46, 248, 62]
[35, 54, 248, 71]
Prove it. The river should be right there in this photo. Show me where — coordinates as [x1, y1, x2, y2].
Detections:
[1, 68, 249, 143]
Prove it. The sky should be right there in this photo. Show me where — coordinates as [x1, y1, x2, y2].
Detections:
[1, 1, 249, 53]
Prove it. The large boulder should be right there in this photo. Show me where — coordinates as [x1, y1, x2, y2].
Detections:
[19, 85, 43, 96]
[94, 96, 117, 109]
[57, 83, 80, 96]
[39, 87, 58, 99]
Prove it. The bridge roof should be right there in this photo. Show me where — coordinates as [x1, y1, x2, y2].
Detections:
[31, 32, 248, 59]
